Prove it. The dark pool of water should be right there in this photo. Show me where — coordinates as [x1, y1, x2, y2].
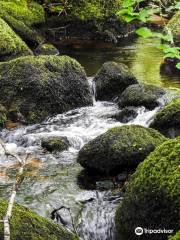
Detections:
[58, 37, 180, 91]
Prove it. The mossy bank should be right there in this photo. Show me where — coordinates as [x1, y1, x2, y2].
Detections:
[0, 199, 78, 240]
[115, 137, 180, 240]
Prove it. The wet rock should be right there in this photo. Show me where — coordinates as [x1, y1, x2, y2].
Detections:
[34, 43, 59, 55]
[160, 57, 180, 76]
[0, 199, 79, 240]
[112, 107, 138, 123]
[116, 172, 128, 182]
[115, 137, 180, 240]
[118, 84, 165, 110]
[150, 98, 180, 138]
[41, 137, 69, 152]
[0, 55, 92, 123]
[0, 17, 32, 60]
[94, 62, 137, 101]
[77, 125, 167, 174]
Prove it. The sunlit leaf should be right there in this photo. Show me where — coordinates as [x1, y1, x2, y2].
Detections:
[135, 27, 153, 38]
[176, 63, 180, 69]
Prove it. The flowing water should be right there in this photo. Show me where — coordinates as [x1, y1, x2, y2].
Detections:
[0, 37, 180, 240]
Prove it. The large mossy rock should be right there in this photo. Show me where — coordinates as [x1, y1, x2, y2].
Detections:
[94, 62, 137, 101]
[167, 10, 180, 44]
[0, 55, 92, 123]
[115, 137, 180, 240]
[118, 84, 165, 110]
[0, 17, 32, 60]
[150, 98, 180, 138]
[0, 0, 45, 45]
[77, 125, 167, 174]
[0, 199, 78, 240]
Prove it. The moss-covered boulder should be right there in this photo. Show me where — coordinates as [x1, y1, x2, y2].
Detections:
[41, 137, 69, 152]
[169, 231, 180, 240]
[0, 55, 92, 123]
[0, 17, 32, 60]
[35, 44, 59, 56]
[115, 137, 180, 240]
[118, 84, 165, 110]
[94, 62, 137, 101]
[0, 199, 78, 240]
[0, 0, 45, 45]
[150, 98, 180, 138]
[77, 125, 167, 174]
[167, 10, 180, 44]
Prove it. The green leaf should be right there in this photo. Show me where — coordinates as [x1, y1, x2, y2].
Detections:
[175, 2, 180, 10]
[122, 0, 135, 8]
[135, 27, 153, 38]
[176, 62, 180, 69]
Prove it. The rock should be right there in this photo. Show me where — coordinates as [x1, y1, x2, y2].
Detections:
[0, 17, 32, 60]
[41, 137, 69, 152]
[115, 137, 180, 240]
[77, 125, 167, 174]
[160, 57, 180, 76]
[118, 84, 165, 110]
[167, 10, 180, 45]
[150, 98, 180, 138]
[94, 62, 137, 101]
[35, 44, 59, 56]
[0, 0, 45, 46]
[0, 55, 92, 123]
[112, 107, 138, 123]
[0, 199, 79, 240]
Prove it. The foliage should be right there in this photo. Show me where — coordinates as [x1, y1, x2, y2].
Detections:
[35, 0, 122, 19]
[117, 0, 180, 69]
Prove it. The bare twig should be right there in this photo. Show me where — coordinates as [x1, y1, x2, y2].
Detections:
[0, 138, 30, 240]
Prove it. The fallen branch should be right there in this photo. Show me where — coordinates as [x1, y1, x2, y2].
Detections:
[0, 138, 30, 240]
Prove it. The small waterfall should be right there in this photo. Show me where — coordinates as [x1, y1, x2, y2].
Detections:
[0, 79, 168, 240]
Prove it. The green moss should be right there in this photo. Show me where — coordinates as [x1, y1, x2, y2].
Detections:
[0, 0, 45, 44]
[167, 11, 180, 42]
[94, 61, 137, 101]
[115, 137, 180, 240]
[77, 125, 167, 174]
[41, 137, 69, 152]
[150, 98, 180, 137]
[35, 43, 59, 55]
[0, 104, 7, 127]
[53, 0, 122, 20]
[0, 199, 79, 240]
[0, 17, 32, 59]
[169, 231, 180, 240]
[0, 55, 92, 123]
[118, 84, 165, 110]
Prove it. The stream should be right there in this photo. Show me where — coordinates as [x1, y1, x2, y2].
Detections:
[0, 37, 180, 240]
